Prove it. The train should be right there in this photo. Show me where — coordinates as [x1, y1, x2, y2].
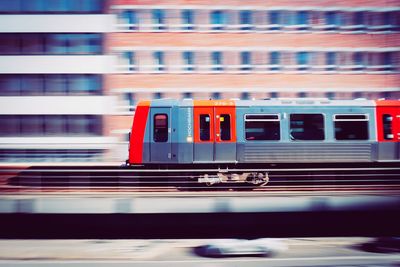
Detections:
[126, 98, 400, 185]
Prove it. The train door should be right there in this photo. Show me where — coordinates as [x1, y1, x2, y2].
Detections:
[150, 107, 172, 162]
[193, 106, 214, 162]
[214, 106, 236, 162]
[193, 103, 236, 162]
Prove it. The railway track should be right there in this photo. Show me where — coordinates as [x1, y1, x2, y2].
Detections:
[1, 165, 400, 194]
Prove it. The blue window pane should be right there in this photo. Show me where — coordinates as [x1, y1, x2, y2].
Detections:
[240, 10, 252, 30]
[182, 10, 194, 30]
[212, 52, 221, 64]
[45, 75, 67, 94]
[123, 51, 135, 71]
[21, 0, 45, 12]
[383, 52, 392, 65]
[326, 12, 340, 30]
[297, 11, 308, 24]
[183, 51, 194, 71]
[326, 52, 337, 71]
[326, 52, 336, 65]
[183, 92, 192, 99]
[241, 92, 249, 100]
[0, 75, 21, 95]
[241, 52, 252, 70]
[354, 12, 364, 25]
[297, 52, 309, 70]
[211, 52, 223, 71]
[211, 11, 225, 30]
[121, 10, 137, 30]
[270, 11, 280, 24]
[270, 52, 280, 70]
[81, 0, 103, 13]
[353, 52, 363, 64]
[297, 11, 309, 30]
[0, 34, 20, 54]
[153, 9, 165, 30]
[353, 52, 365, 70]
[212, 92, 221, 99]
[68, 75, 100, 95]
[154, 51, 165, 71]
[183, 51, 194, 64]
[45, 0, 70, 12]
[0, 0, 21, 12]
[87, 33, 102, 54]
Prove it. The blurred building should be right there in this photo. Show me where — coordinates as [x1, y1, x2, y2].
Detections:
[0, 0, 399, 163]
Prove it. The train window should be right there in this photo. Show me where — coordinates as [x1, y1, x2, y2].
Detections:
[199, 114, 210, 141]
[245, 114, 280, 141]
[334, 114, 369, 140]
[290, 114, 324, 141]
[219, 114, 231, 141]
[154, 114, 168, 142]
[383, 114, 393, 140]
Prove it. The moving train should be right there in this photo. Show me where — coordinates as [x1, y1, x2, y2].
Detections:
[127, 98, 400, 185]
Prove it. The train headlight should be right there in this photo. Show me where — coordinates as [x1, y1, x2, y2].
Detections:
[187, 136, 193, 143]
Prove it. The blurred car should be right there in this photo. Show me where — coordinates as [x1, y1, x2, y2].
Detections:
[361, 237, 400, 253]
[195, 238, 287, 257]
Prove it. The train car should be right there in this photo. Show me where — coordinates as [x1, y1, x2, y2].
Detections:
[127, 98, 400, 185]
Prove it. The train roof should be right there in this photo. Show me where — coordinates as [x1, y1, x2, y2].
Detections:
[147, 98, 400, 107]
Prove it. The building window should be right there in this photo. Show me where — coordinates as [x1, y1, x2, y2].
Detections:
[0, 115, 102, 137]
[334, 114, 369, 140]
[0, 33, 102, 55]
[154, 114, 168, 142]
[239, 10, 253, 30]
[199, 114, 211, 141]
[245, 114, 280, 141]
[124, 92, 135, 108]
[298, 92, 307, 98]
[240, 51, 252, 71]
[241, 92, 250, 100]
[183, 51, 194, 71]
[0, 0, 104, 14]
[152, 9, 165, 30]
[120, 10, 137, 30]
[326, 52, 337, 71]
[297, 52, 310, 70]
[211, 51, 223, 71]
[297, 11, 309, 30]
[211, 10, 225, 30]
[183, 92, 192, 99]
[325, 92, 335, 99]
[325, 11, 340, 30]
[354, 12, 365, 30]
[122, 51, 135, 71]
[269, 11, 281, 30]
[353, 52, 365, 70]
[219, 114, 231, 141]
[153, 51, 165, 71]
[270, 51, 281, 71]
[212, 92, 221, 99]
[154, 92, 163, 99]
[182, 10, 194, 30]
[0, 74, 102, 96]
[290, 114, 325, 141]
[383, 52, 393, 71]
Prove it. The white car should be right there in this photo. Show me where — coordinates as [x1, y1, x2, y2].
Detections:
[196, 238, 288, 257]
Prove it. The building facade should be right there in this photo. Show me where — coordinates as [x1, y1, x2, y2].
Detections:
[0, 0, 399, 163]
